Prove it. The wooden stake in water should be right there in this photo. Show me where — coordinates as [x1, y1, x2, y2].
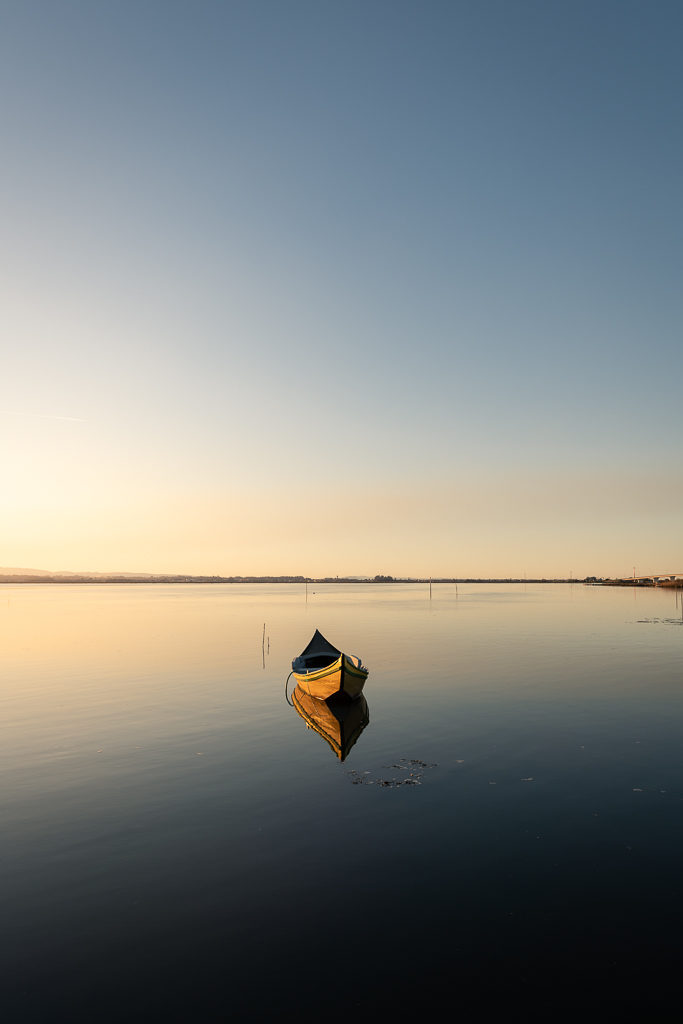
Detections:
[429, 577, 432, 600]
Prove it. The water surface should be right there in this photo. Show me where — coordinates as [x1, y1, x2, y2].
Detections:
[2, 582, 682, 1018]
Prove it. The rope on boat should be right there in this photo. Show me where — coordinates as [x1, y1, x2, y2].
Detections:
[284, 670, 295, 706]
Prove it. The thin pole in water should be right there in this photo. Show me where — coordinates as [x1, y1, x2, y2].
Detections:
[429, 577, 432, 600]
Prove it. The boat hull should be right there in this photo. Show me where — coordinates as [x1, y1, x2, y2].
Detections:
[292, 653, 368, 701]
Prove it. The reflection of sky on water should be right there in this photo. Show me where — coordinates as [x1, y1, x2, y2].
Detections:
[2, 583, 683, 1016]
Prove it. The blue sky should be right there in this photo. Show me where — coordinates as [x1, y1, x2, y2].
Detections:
[2, 1, 682, 576]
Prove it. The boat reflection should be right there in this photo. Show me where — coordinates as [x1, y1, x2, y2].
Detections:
[291, 684, 370, 761]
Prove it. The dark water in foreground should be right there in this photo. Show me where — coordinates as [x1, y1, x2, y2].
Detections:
[2, 582, 683, 1019]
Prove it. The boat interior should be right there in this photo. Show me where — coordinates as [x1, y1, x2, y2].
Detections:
[301, 653, 339, 669]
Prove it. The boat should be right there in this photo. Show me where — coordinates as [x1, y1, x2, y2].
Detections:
[291, 684, 369, 761]
[291, 629, 368, 701]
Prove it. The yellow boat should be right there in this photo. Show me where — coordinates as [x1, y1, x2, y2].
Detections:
[291, 684, 369, 761]
[291, 629, 369, 701]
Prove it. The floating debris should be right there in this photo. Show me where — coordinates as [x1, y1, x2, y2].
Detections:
[347, 757, 437, 788]
[521, 777, 535, 782]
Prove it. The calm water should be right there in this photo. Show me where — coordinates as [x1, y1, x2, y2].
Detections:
[2, 582, 683, 1018]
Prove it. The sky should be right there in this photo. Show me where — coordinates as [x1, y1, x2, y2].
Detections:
[2, 0, 682, 578]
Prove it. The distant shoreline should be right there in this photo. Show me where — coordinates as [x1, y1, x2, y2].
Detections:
[0, 575, 587, 585]
[2, 575, 680, 587]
